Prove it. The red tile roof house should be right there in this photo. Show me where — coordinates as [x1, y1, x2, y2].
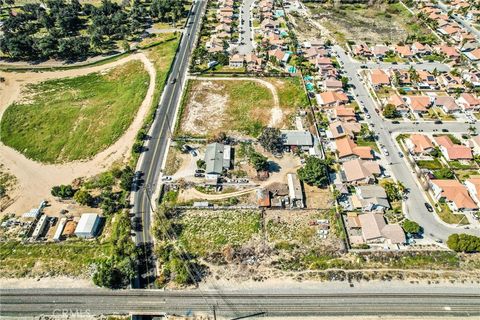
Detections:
[411, 42, 432, 56]
[434, 135, 473, 161]
[457, 93, 480, 111]
[327, 120, 361, 139]
[353, 43, 373, 57]
[386, 94, 410, 115]
[372, 45, 390, 59]
[439, 73, 464, 93]
[417, 70, 438, 90]
[369, 69, 390, 89]
[395, 45, 414, 58]
[404, 95, 432, 114]
[333, 106, 356, 122]
[436, 45, 460, 60]
[434, 96, 461, 114]
[245, 53, 263, 72]
[316, 91, 349, 107]
[335, 136, 374, 161]
[405, 134, 435, 156]
[430, 180, 478, 213]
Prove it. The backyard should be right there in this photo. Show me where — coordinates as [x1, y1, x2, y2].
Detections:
[1, 61, 150, 163]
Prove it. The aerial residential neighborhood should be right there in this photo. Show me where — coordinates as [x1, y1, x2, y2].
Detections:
[1, 0, 480, 319]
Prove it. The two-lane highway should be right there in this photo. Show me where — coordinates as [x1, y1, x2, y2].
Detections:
[132, 0, 206, 287]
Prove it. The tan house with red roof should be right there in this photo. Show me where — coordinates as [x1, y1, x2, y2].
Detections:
[370, 69, 390, 89]
[406, 134, 435, 156]
[316, 91, 349, 107]
[434, 135, 473, 161]
[430, 180, 478, 212]
[335, 137, 374, 161]
[386, 94, 409, 115]
[395, 45, 413, 58]
[405, 96, 432, 113]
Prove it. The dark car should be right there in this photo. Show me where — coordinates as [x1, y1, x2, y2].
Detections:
[170, 78, 176, 84]
[424, 202, 434, 212]
[392, 120, 400, 124]
[434, 120, 443, 124]
[442, 128, 449, 132]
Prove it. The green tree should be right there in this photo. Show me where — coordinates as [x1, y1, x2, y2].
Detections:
[447, 233, 480, 253]
[434, 168, 454, 179]
[297, 157, 331, 187]
[258, 127, 283, 154]
[402, 219, 421, 234]
[249, 152, 269, 172]
[51, 184, 74, 198]
[383, 103, 399, 119]
[74, 189, 93, 206]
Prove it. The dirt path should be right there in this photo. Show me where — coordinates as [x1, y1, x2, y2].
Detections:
[0, 53, 156, 215]
[190, 76, 283, 127]
[188, 186, 259, 200]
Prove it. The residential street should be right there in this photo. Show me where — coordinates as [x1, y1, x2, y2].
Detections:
[436, 1, 480, 42]
[237, 0, 255, 55]
[333, 45, 480, 241]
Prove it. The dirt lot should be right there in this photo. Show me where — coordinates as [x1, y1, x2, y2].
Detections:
[178, 78, 300, 138]
[304, 2, 436, 44]
[304, 184, 334, 209]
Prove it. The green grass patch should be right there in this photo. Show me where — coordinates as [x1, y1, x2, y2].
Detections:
[0, 239, 111, 278]
[416, 159, 443, 170]
[1, 61, 149, 163]
[449, 160, 478, 170]
[176, 209, 261, 256]
[267, 77, 308, 109]
[437, 204, 468, 225]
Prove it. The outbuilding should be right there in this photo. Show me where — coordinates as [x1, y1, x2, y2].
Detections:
[75, 213, 101, 239]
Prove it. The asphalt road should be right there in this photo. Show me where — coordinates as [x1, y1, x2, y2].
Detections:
[333, 46, 480, 241]
[436, 1, 480, 42]
[2, 287, 480, 318]
[237, 0, 255, 55]
[131, 0, 206, 286]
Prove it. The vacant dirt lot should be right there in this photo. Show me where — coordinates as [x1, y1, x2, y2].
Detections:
[305, 2, 436, 44]
[179, 77, 300, 138]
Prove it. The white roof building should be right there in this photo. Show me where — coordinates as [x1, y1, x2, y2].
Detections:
[75, 213, 101, 239]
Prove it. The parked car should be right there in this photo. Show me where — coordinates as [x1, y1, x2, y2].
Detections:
[424, 202, 434, 212]
[442, 128, 449, 132]
[194, 173, 205, 178]
[434, 120, 443, 124]
[392, 120, 400, 124]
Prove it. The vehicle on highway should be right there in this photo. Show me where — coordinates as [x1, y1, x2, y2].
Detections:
[170, 78, 176, 84]
[424, 202, 434, 212]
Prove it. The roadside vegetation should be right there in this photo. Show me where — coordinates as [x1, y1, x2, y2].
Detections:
[1, 60, 149, 163]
